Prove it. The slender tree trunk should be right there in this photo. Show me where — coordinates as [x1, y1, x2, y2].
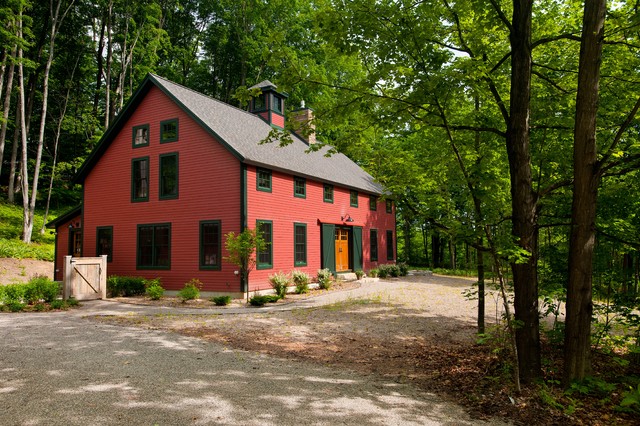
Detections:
[93, 11, 106, 117]
[478, 238, 485, 334]
[564, 0, 606, 385]
[506, 0, 541, 382]
[24, 0, 72, 243]
[17, 8, 32, 242]
[104, 0, 113, 129]
[8, 114, 20, 203]
[0, 45, 16, 179]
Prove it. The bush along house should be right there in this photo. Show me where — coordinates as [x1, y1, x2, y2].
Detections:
[48, 74, 396, 296]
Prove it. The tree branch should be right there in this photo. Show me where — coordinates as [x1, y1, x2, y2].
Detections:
[599, 94, 640, 170]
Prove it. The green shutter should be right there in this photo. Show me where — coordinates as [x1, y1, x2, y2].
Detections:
[352, 226, 363, 271]
[321, 224, 336, 274]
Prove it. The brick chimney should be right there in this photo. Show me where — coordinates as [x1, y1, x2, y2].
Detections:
[290, 101, 316, 145]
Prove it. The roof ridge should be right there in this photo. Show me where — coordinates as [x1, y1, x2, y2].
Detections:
[148, 73, 266, 123]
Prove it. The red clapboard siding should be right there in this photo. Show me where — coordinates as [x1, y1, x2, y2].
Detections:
[246, 166, 396, 291]
[83, 86, 242, 292]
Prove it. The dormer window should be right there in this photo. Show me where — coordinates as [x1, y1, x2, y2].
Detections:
[254, 94, 266, 111]
[272, 95, 282, 113]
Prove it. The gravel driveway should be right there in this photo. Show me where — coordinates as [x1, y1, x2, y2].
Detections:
[0, 275, 509, 425]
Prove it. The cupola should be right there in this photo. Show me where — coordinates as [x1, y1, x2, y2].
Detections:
[249, 80, 288, 129]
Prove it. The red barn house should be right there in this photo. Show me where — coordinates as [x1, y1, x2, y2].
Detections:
[49, 74, 396, 296]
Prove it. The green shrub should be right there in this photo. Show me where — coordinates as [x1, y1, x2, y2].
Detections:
[355, 269, 364, 280]
[24, 275, 60, 303]
[107, 276, 146, 297]
[317, 268, 333, 290]
[146, 284, 164, 300]
[67, 297, 79, 307]
[377, 266, 389, 278]
[249, 294, 279, 306]
[3, 283, 26, 303]
[50, 299, 67, 310]
[211, 295, 232, 306]
[33, 302, 47, 311]
[397, 263, 409, 276]
[145, 278, 164, 300]
[0, 285, 5, 302]
[269, 272, 290, 299]
[368, 268, 379, 278]
[292, 270, 310, 294]
[6, 300, 25, 312]
[178, 279, 202, 302]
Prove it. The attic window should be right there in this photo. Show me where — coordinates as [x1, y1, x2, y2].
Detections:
[254, 94, 266, 111]
[272, 95, 282, 114]
[160, 118, 178, 143]
[132, 124, 149, 147]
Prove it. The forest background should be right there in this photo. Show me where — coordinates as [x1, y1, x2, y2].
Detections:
[1, 0, 639, 409]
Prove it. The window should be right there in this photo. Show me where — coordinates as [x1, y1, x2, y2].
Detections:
[386, 200, 393, 214]
[272, 95, 282, 113]
[323, 184, 334, 203]
[350, 190, 358, 207]
[369, 195, 377, 211]
[386, 230, 394, 260]
[159, 153, 179, 199]
[132, 124, 149, 147]
[370, 229, 378, 261]
[256, 220, 273, 269]
[137, 223, 171, 269]
[160, 118, 178, 143]
[96, 226, 113, 262]
[294, 223, 307, 266]
[132, 157, 149, 202]
[254, 94, 266, 111]
[200, 221, 221, 269]
[294, 176, 306, 198]
[257, 168, 272, 192]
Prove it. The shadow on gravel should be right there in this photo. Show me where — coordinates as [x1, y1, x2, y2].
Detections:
[0, 313, 505, 425]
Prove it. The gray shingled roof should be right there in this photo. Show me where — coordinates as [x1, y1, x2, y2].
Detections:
[150, 74, 384, 195]
[250, 80, 277, 90]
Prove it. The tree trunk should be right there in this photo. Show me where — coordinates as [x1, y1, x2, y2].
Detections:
[0, 45, 16, 179]
[17, 8, 32, 242]
[404, 216, 412, 263]
[564, 0, 606, 385]
[477, 238, 485, 334]
[93, 10, 106, 117]
[507, 0, 541, 382]
[104, 0, 113, 129]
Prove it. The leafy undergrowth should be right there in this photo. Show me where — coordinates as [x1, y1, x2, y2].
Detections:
[0, 201, 58, 260]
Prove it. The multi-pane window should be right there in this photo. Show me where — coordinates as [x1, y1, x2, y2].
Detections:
[200, 220, 221, 269]
[350, 190, 358, 207]
[159, 153, 178, 199]
[370, 229, 378, 261]
[386, 230, 394, 260]
[272, 95, 282, 113]
[137, 223, 171, 269]
[294, 176, 306, 198]
[160, 118, 178, 143]
[386, 200, 393, 214]
[294, 223, 307, 266]
[257, 168, 272, 192]
[323, 184, 334, 203]
[132, 124, 149, 147]
[254, 94, 266, 110]
[257, 220, 273, 269]
[369, 195, 377, 211]
[132, 157, 149, 202]
[96, 226, 113, 262]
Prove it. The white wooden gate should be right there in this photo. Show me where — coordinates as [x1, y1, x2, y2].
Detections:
[63, 255, 107, 300]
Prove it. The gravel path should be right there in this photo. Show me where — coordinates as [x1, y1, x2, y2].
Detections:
[0, 275, 510, 425]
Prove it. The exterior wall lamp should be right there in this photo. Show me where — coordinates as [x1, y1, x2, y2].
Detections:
[341, 214, 355, 223]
